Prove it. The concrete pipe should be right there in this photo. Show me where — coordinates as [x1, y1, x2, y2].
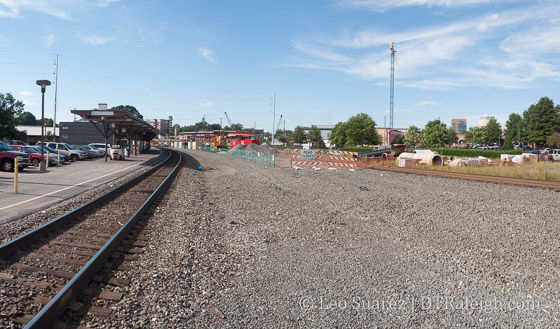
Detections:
[398, 150, 443, 166]
[414, 151, 443, 166]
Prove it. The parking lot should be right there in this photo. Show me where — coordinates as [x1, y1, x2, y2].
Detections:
[0, 150, 159, 224]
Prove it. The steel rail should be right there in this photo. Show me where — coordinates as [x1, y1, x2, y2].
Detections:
[367, 165, 560, 190]
[22, 149, 182, 328]
[0, 150, 168, 259]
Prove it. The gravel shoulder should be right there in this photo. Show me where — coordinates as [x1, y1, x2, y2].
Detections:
[110, 149, 560, 327]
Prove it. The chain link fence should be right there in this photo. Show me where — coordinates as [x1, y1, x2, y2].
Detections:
[222, 149, 275, 167]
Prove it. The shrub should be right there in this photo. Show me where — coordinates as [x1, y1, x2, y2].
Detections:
[427, 148, 522, 159]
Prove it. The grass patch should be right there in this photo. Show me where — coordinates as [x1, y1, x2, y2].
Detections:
[341, 146, 377, 152]
[419, 148, 523, 158]
[431, 161, 560, 180]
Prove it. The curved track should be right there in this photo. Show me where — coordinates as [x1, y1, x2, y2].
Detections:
[0, 148, 182, 328]
[368, 165, 560, 190]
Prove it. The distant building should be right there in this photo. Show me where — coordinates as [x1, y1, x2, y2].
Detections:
[58, 121, 114, 145]
[451, 119, 467, 133]
[147, 116, 173, 135]
[302, 125, 406, 146]
[476, 114, 495, 127]
[376, 128, 407, 146]
[303, 125, 334, 141]
[16, 126, 60, 143]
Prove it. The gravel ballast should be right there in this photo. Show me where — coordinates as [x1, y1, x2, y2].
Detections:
[107, 149, 560, 328]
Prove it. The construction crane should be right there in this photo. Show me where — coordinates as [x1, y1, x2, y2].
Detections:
[389, 42, 396, 131]
[224, 112, 232, 128]
[201, 114, 207, 131]
[276, 115, 283, 134]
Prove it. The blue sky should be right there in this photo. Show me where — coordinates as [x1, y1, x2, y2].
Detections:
[1, 0, 559, 132]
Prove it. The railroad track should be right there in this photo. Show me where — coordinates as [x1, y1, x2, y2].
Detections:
[367, 165, 560, 190]
[0, 148, 182, 328]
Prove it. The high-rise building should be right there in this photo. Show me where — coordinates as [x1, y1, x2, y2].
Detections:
[476, 114, 495, 127]
[451, 119, 467, 133]
[147, 116, 173, 135]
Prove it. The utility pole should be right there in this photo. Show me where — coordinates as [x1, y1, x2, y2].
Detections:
[384, 115, 387, 146]
[53, 54, 59, 137]
[389, 43, 396, 130]
[271, 93, 276, 145]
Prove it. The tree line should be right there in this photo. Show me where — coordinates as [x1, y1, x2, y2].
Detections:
[406, 97, 560, 149]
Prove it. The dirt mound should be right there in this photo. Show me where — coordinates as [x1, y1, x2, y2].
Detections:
[229, 144, 247, 151]
[245, 143, 277, 154]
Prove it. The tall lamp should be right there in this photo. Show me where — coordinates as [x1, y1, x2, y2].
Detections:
[36, 80, 51, 171]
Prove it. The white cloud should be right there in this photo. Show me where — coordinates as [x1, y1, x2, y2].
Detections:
[0, 0, 120, 20]
[335, 0, 506, 12]
[96, 0, 120, 7]
[198, 47, 217, 63]
[417, 100, 442, 106]
[200, 102, 214, 107]
[76, 32, 113, 45]
[19, 91, 34, 96]
[292, 2, 560, 90]
[45, 33, 54, 47]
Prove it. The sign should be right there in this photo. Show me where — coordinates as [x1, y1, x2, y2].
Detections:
[92, 111, 114, 116]
[300, 149, 317, 159]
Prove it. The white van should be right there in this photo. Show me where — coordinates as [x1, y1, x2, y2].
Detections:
[550, 149, 560, 161]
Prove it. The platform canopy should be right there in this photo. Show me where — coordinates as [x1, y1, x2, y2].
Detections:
[71, 109, 158, 141]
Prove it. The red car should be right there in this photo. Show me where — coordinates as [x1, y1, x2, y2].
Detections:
[0, 141, 30, 171]
[10, 145, 44, 167]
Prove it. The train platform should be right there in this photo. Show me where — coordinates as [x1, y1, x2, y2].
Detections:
[0, 150, 160, 224]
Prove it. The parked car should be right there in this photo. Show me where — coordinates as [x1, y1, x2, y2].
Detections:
[4, 140, 27, 146]
[82, 145, 103, 158]
[74, 145, 94, 159]
[40, 145, 69, 163]
[0, 141, 30, 171]
[89, 143, 110, 156]
[45, 142, 85, 162]
[10, 145, 43, 167]
[110, 145, 125, 160]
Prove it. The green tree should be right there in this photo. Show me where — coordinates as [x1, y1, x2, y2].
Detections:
[40, 118, 54, 127]
[19, 111, 37, 125]
[503, 113, 523, 149]
[466, 126, 487, 145]
[421, 119, 449, 147]
[0, 93, 26, 140]
[485, 118, 502, 145]
[208, 123, 222, 130]
[547, 132, 560, 147]
[307, 125, 324, 148]
[277, 134, 290, 144]
[111, 105, 143, 119]
[292, 125, 307, 144]
[230, 123, 243, 130]
[447, 127, 458, 145]
[344, 113, 380, 146]
[404, 125, 421, 146]
[329, 122, 347, 147]
[392, 135, 404, 144]
[523, 97, 560, 146]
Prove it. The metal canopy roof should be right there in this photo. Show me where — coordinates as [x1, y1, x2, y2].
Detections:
[71, 109, 158, 141]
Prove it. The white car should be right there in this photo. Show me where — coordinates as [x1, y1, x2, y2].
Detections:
[110, 145, 125, 160]
[89, 143, 111, 156]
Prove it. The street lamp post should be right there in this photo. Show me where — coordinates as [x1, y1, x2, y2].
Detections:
[36, 80, 51, 171]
